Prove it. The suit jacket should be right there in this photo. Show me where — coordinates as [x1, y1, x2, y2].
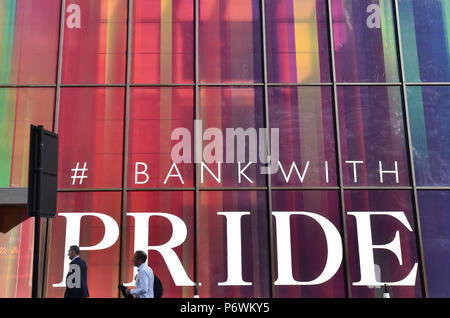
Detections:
[64, 257, 89, 298]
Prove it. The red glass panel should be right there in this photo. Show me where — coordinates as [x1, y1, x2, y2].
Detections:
[58, 88, 124, 189]
[61, 0, 127, 84]
[45, 192, 122, 298]
[132, 0, 194, 83]
[124, 191, 194, 298]
[128, 88, 194, 188]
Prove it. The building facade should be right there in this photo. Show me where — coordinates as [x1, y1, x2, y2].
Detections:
[0, 0, 450, 298]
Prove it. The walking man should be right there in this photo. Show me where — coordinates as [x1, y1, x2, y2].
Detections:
[125, 250, 154, 298]
[64, 245, 89, 298]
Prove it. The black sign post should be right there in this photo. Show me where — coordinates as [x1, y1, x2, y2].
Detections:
[28, 125, 58, 298]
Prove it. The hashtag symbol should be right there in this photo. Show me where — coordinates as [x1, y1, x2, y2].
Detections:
[71, 162, 88, 185]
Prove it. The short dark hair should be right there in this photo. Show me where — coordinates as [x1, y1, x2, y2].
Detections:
[134, 250, 147, 263]
[70, 245, 80, 255]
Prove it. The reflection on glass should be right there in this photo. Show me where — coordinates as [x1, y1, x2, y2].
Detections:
[132, 0, 194, 84]
[399, 0, 450, 82]
[265, 0, 330, 83]
[0, 0, 60, 84]
[332, 0, 399, 82]
[408, 86, 450, 186]
[199, 0, 262, 83]
[128, 88, 194, 188]
[0, 88, 55, 188]
[199, 87, 266, 188]
[338, 86, 410, 186]
[58, 88, 124, 189]
[418, 191, 450, 297]
[269, 87, 336, 186]
[62, 0, 127, 84]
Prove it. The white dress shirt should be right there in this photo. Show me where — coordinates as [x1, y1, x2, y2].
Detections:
[130, 263, 154, 298]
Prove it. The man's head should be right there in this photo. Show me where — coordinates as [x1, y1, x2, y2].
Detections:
[68, 245, 80, 260]
[132, 250, 147, 267]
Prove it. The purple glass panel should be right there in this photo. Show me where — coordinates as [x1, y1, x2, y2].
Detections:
[272, 191, 345, 298]
[265, 0, 331, 83]
[338, 86, 410, 186]
[199, 87, 266, 188]
[418, 191, 450, 297]
[269, 87, 337, 186]
[345, 190, 422, 298]
[332, 0, 399, 82]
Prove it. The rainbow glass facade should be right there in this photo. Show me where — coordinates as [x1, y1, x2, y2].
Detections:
[0, 0, 450, 298]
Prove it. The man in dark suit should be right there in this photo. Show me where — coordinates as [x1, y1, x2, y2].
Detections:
[64, 245, 89, 298]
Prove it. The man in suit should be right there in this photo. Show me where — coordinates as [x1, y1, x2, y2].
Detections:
[64, 245, 89, 298]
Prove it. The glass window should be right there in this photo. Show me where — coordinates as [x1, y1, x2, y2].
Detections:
[272, 191, 345, 298]
[269, 87, 336, 187]
[418, 191, 450, 297]
[0, 88, 55, 188]
[0, 207, 34, 298]
[0, 0, 60, 84]
[408, 86, 450, 186]
[198, 191, 270, 297]
[265, 0, 330, 83]
[124, 191, 194, 298]
[58, 88, 124, 189]
[199, 0, 262, 83]
[332, 0, 399, 82]
[128, 88, 194, 188]
[345, 190, 422, 298]
[338, 86, 410, 186]
[61, 0, 127, 84]
[199, 87, 266, 188]
[132, 0, 194, 84]
[399, 0, 450, 82]
[45, 192, 122, 298]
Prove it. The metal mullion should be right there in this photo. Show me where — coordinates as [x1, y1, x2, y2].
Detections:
[406, 82, 450, 86]
[267, 82, 333, 86]
[59, 84, 126, 87]
[57, 188, 123, 192]
[41, 0, 66, 299]
[417, 187, 450, 190]
[198, 83, 264, 86]
[393, 0, 428, 298]
[194, 0, 200, 296]
[327, 0, 352, 298]
[336, 82, 402, 86]
[130, 83, 195, 87]
[343, 186, 413, 190]
[118, 0, 133, 297]
[260, 0, 275, 299]
[0, 84, 56, 88]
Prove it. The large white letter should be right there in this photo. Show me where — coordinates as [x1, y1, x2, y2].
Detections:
[273, 212, 343, 285]
[135, 162, 150, 185]
[125, 213, 194, 286]
[217, 212, 252, 286]
[54, 213, 120, 287]
[348, 211, 418, 286]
